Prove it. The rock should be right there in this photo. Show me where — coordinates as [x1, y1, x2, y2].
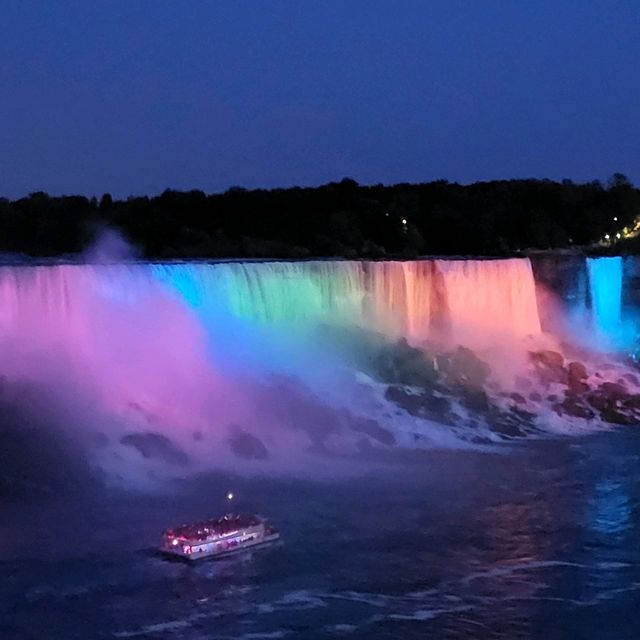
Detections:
[447, 346, 491, 387]
[557, 397, 595, 420]
[621, 395, 640, 411]
[599, 381, 628, 399]
[460, 387, 490, 412]
[387, 338, 438, 386]
[489, 404, 535, 437]
[529, 391, 542, 402]
[547, 394, 558, 402]
[350, 417, 395, 446]
[422, 393, 452, 416]
[367, 336, 437, 386]
[228, 429, 269, 460]
[586, 392, 608, 412]
[531, 350, 564, 369]
[567, 378, 590, 395]
[530, 350, 568, 384]
[623, 373, 639, 386]
[385, 386, 454, 424]
[510, 392, 527, 405]
[568, 361, 588, 381]
[601, 406, 635, 425]
[385, 386, 423, 416]
[121, 432, 190, 466]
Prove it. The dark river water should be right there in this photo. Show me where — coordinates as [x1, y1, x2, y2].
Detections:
[2, 432, 640, 639]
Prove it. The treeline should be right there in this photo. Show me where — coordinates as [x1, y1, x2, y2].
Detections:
[0, 174, 638, 259]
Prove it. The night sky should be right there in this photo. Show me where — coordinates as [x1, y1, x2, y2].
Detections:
[1, 1, 638, 198]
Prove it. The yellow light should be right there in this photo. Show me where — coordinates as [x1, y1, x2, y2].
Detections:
[616, 233, 621, 239]
[605, 234, 610, 240]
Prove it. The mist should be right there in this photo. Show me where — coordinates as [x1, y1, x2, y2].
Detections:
[1, 248, 639, 496]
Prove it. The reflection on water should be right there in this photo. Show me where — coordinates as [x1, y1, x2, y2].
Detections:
[588, 478, 631, 536]
[4, 436, 640, 639]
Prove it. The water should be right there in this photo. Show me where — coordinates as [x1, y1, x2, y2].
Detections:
[2, 256, 640, 638]
[3, 433, 640, 639]
[587, 256, 624, 341]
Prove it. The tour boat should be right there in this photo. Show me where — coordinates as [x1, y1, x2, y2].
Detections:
[160, 513, 280, 561]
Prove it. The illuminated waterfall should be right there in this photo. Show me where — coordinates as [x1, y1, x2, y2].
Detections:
[0, 258, 542, 350]
[587, 257, 623, 336]
[0, 258, 544, 409]
[435, 258, 541, 343]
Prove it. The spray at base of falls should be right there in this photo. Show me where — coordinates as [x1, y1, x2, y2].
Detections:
[0, 256, 638, 486]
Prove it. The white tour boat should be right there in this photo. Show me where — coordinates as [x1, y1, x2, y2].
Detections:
[160, 513, 280, 561]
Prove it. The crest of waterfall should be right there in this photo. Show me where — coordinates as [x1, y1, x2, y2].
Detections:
[0, 258, 543, 361]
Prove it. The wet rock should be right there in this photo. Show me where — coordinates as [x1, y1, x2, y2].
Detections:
[568, 361, 588, 381]
[586, 392, 608, 412]
[510, 392, 527, 405]
[446, 346, 491, 388]
[228, 429, 269, 460]
[381, 338, 438, 386]
[621, 395, 640, 411]
[531, 350, 564, 369]
[599, 381, 628, 399]
[385, 386, 454, 424]
[121, 432, 190, 466]
[358, 334, 437, 386]
[350, 417, 395, 446]
[530, 350, 567, 384]
[529, 391, 542, 402]
[547, 394, 558, 402]
[422, 393, 452, 416]
[567, 378, 590, 395]
[601, 406, 635, 425]
[491, 420, 525, 438]
[460, 387, 490, 412]
[385, 386, 423, 416]
[490, 405, 534, 437]
[556, 397, 595, 420]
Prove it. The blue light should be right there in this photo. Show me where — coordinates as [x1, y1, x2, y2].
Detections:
[587, 257, 622, 336]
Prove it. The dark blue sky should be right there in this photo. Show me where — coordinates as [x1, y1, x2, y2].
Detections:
[1, 1, 638, 198]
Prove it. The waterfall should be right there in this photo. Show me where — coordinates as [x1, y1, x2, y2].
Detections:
[586, 257, 623, 336]
[434, 258, 541, 343]
[0, 256, 559, 476]
[0, 258, 542, 352]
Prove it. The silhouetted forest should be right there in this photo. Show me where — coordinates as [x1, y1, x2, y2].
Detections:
[1, 175, 638, 260]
